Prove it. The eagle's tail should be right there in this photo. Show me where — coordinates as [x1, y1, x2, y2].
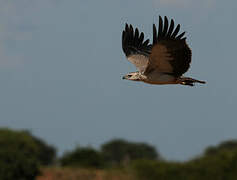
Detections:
[179, 77, 206, 86]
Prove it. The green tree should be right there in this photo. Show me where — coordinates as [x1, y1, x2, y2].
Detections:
[132, 159, 186, 180]
[0, 128, 40, 180]
[24, 131, 56, 165]
[205, 140, 237, 156]
[132, 140, 237, 180]
[60, 146, 104, 168]
[101, 139, 159, 166]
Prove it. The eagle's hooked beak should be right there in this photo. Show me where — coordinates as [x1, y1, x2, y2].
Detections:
[122, 74, 131, 80]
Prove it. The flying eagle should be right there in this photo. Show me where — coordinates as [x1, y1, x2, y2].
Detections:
[122, 16, 206, 86]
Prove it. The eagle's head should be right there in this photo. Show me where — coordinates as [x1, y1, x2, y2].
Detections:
[122, 72, 142, 81]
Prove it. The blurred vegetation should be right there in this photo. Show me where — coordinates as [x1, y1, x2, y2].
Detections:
[132, 140, 237, 180]
[59, 139, 158, 168]
[2, 127, 237, 180]
[60, 147, 105, 168]
[0, 128, 56, 180]
[101, 139, 159, 166]
[37, 167, 137, 180]
[24, 130, 56, 166]
[0, 128, 40, 180]
[204, 140, 237, 156]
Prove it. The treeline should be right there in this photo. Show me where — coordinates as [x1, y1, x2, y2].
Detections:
[1, 128, 237, 180]
[0, 128, 56, 180]
[60, 138, 159, 168]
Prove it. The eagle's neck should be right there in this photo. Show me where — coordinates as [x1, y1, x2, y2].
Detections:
[139, 73, 148, 81]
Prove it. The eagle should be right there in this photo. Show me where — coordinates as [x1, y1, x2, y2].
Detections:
[122, 16, 206, 86]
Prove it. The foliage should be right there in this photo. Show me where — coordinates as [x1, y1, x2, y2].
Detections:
[101, 139, 159, 166]
[132, 159, 185, 180]
[0, 128, 40, 180]
[132, 145, 237, 180]
[4, 127, 237, 179]
[37, 167, 137, 180]
[24, 130, 56, 165]
[204, 140, 237, 156]
[60, 147, 104, 168]
[186, 149, 237, 180]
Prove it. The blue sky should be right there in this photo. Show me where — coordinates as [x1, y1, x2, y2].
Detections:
[0, 0, 236, 160]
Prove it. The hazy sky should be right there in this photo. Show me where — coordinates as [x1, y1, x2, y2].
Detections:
[0, 0, 236, 161]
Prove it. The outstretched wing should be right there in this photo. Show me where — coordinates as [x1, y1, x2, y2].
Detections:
[122, 24, 152, 72]
[145, 16, 192, 77]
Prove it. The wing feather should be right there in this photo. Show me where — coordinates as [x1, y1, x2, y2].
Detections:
[134, 28, 139, 44]
[162, 16, 169, 36]
[145, 16, 192, 77]
[153, 24, 157, 44]
[176, 31, 186, 40]
[138, 32, 144, 43]
[171, 24, 180, 39]
[143, 39, 150, 47]
[167, 19, 174, 38]
[122, 24, 152, 72]
[158, 16, 163, 40]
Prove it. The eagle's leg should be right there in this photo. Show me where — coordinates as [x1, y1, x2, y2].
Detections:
[179, 77, 206, 86]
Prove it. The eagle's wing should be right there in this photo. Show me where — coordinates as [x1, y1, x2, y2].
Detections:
[122, 24, 152, 72]
[145, 16, 192, 77]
